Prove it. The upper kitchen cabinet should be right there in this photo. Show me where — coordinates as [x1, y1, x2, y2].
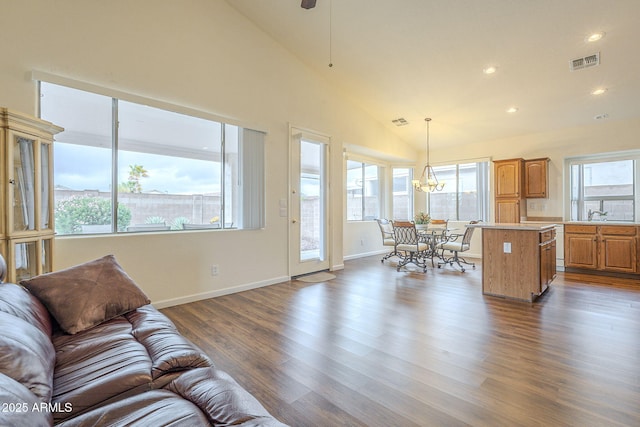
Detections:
[494, 158, 523, 199]
[524, 158, 550, 199]
[494, 158, 525, 223]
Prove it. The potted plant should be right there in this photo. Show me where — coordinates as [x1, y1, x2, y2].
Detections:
[414, 212, 431, 230]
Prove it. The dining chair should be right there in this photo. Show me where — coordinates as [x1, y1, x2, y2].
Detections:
[376, 219, 397, 262]
[392, 221, 429, 272]
[436, 220, 479, 272]
[428, 219, 449, 240]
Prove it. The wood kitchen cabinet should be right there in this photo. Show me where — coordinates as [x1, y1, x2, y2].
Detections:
[494, 158, 525, 223]
[600, 226, 637, 273]
[564, 224, 638, 274]
[540, 228, 556, 290]
[0, 108, 62, 282]
[524, 157, 549, 198]
[495, 158, 523, 198]
[494, 157, 550, 223]
[475, 223, 557, 302]
[495, 198, 522, 224]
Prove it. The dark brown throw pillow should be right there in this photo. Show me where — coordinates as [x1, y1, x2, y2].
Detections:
[21, 255, 150, 334]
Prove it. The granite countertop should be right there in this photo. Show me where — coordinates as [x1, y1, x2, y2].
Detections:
[468, 222, 558, 231]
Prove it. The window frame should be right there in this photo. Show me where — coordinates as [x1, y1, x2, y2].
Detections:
[565, 150, 640, 222]
[345, 155, 386, 222]
[426, 159, 489, 222]
[35, 73, 266, 234]
[391, 166, 414, 221]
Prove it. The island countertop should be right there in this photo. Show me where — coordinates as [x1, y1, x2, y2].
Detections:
[467, 222, 558, 231]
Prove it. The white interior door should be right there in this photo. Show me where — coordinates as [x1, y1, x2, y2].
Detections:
[289, 128, 330, 277]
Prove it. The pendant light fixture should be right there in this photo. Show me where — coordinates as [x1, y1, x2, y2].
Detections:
[412, 118, 445, 192]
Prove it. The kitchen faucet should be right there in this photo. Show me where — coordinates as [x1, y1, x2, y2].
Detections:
[587, 209, 608, 221]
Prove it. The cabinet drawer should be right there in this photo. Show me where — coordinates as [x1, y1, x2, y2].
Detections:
[564, 224, 597, 234]
[600, 225, 637, 236]
[540, 229, 555, 243]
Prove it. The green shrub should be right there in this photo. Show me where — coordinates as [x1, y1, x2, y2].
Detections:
[55, 197, 132, 234]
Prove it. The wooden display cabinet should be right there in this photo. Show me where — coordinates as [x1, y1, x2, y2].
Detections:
[1, 108, 62, 283]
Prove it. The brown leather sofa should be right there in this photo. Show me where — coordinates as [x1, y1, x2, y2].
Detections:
[0, 255, 287, 426]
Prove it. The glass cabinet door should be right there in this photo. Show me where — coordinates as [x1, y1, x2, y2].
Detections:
[40, 142, 52, 230]
[12, 136, 36, 232]
[13, 240, 37, 282]
[41, 237, 53, 274]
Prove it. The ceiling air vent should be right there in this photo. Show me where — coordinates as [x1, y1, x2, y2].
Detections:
[570, 52, 600, 71]
[392, 117, 409, 126]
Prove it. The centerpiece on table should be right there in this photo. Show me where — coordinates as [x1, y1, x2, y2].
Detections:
[414, 212, 431, 230]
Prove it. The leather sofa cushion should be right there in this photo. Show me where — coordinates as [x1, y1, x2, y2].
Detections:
[55, 389, 210, 427]
[127, 305, 212, 380]
[165, 367, 288, 426]
[51, 306, 213, 422]
[21, 255, 150, 334]
[0, 372, 53, 427]
[51, 316, 153, 422]
[0, 283, 52, 337]
[0, 311, 55, 402]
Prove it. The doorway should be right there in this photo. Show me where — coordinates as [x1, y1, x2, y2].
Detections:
[289, 128, 330, 277]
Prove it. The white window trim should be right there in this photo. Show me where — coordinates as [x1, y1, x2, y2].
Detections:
[564, 149, 640, 221]
[31, 70, 267, 135]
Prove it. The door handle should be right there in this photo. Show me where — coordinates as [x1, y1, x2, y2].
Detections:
[292, 219, 297, 224]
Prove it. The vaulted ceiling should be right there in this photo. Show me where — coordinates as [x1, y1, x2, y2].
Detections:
[226, 0, 640, 150]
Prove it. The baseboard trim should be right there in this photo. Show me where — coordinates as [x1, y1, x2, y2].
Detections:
[152, 275, 290, 309]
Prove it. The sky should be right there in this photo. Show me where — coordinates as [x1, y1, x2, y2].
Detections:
[54, 143, 221, 195]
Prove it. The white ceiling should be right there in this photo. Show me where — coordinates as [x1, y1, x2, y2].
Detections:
[226, 0, 640, 150]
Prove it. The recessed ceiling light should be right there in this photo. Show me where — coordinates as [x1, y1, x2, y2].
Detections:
[591, 88, 608, 96]
[506, 107, 519, 114]
[483, 66, 498, 75]
[586, 32, 605, 43]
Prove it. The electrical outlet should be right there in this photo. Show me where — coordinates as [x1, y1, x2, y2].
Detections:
[211, 265, 219, 276]
[503, 242, 512, 254]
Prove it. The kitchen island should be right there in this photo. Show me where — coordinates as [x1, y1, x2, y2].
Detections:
[469, 222, 558, 302]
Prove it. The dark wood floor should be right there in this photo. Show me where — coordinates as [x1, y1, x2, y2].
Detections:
[161, 256, 640, 427]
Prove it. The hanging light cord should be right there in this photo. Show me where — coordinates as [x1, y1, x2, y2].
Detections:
[328, 0, 333, 67]
[425, 118, 431, 166]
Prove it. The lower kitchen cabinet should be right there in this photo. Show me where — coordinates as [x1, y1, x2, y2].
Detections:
[564, 224, 638, 274]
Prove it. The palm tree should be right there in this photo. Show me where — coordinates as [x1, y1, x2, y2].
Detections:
[126, 164, 149, 193]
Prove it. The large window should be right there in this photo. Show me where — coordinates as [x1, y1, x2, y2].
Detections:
[392, 167, 413, 220]
[346, 159, 381, 221]
[40, 82, 264, 235]
[568, 153, 638, 222]
[427, 161, 489, 221]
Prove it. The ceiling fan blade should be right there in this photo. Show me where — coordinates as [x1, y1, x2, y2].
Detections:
[301, 0, 316, 9]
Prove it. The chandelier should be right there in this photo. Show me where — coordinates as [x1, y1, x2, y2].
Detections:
[412, 118, 445, 192]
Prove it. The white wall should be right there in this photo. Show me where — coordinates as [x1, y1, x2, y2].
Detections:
[0, 0, 416, 306]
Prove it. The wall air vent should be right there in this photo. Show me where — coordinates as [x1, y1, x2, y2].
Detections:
[570, 52, 600, 71]
[392, 117, 409, 126]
